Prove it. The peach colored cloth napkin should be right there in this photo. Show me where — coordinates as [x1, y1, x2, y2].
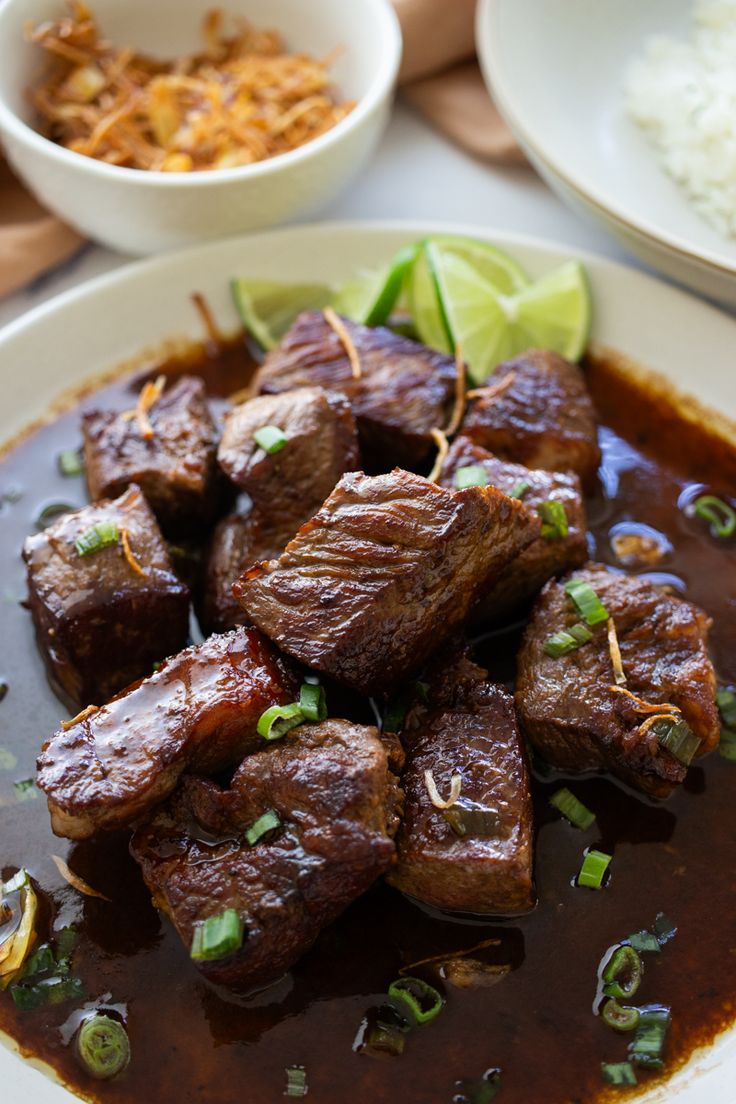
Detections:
[0, 0, 522, 300]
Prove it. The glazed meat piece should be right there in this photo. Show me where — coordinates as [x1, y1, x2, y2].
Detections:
[388, 665, 534, 915]
[218, 386, 359, 509]
[252, 311, 456, 468]
[131, 719, 401, 991]
[83, 375, 219, 535]
[461, 349, 601, 488]
[439, 436, 588, 622]
[516, 564, 720, 797]
[235, 469, 538, 696]
[36, 626, 297, 839]
[22, 484, 189, 708]
[198, 508, 285, 634]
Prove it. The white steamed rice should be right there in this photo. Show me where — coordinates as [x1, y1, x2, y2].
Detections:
[625, 0, 736, 237]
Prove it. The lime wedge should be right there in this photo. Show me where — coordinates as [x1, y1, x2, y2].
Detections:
[424, 234, 529, 295]
[408, 245, 454, 354]
[333, 242, 420, 326]
[231, 279, 333, 350]
[505, 260, 591, 362]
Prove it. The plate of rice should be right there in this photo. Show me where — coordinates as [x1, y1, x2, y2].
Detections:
[477, 0, 736, 308]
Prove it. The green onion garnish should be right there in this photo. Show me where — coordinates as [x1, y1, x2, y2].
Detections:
[602, 945, 642, 1000]
[0, 747, 18, 770]
[245, 809, 281, 846]
[601, 1062, 637, 1086]
[74, 520, 120, 557]
[628, 931, 660, 954]
[549, 787, 596, 830]
[543, 622, 592, 658]
[35, 501, 76, 530]
[254, 425, 287, 454]
[57, 449, 85, 477]
[651, 717, 701, 766]
[629, 1004, 670, 1069]
[565, 578, 609, 626]
[578, 849, 612, 890]
[298, 682, 327, 722]
[388, 976, 444, 1025]
[453, 1071, 502, 1103]
[76, 1014, 131, 1080]
[509, 480, 530, 500]
[190, 909, 244, 961]
[443, 805, 501, 839]
[601, 999, 640, 1033]
[14, 779, 37, 802]
[257, 702, 304, 741]
[653, 912, 677, 945]
[454, 465, 488, 489]
[11, 975, 84, 1010]
[538, 499, 569, 539]
[20, 943, 56, 981]
[717, 688, 736, 729]
[358, 1005, 410, 1058]
[692, 494, 736, 539]
[285, 1066, 308, 1098]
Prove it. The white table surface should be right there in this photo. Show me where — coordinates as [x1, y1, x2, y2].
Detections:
[0, 100, 637, 332]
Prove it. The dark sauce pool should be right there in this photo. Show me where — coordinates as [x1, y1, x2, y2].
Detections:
[0, 341, 735, 1104]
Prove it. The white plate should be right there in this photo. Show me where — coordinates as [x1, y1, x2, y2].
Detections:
[0, 221, 735, 1102]
[477, 0, 736, 307]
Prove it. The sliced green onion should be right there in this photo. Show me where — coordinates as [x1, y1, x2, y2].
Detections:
[11, 975, 83, 1010]
[601, 999, 640, 1033]
[565, 578, 609, 626]
[14, 779, 38, 802]
[453, 1071, 502, 1103]
[454, 465, 488, 489]
[549, 787, 596, 830]
[35, 501, 76, 530]
[578, 849, 612, 890]
[245, 809, 281, 846]
[629, 1004, 670, 1069]
[254, 425, 287, 454]
[717, 689, 736, 729]
[0, 748, 17, 771]
[57, 449, 85, 477]
[358, 1005, 410, 1058]
[298, 682, 327, 722]
[651, 717, 701, 766]
[443, 805, 502, 838]
[285, 1066, 308, 1098]
[543, 622, 592, 658]
[654, 912, 677, 945]
[0, 681, 7, 703]
[190, 909, 244, 961]
[509, 479, 530, 500]
[601, 1062, 637, 1086]
[77, 1014, 131, 1080]
[55, 926, 77, 972]
[74, 520, 120, 557]
[602, 945, 642, 1000]
[692, 494, 736, 539]
[628, 931, 660, 954]
[538, 499, 569, 539]
[388, 976, 444, 1025]
[20, 943, 56, 981]
[9, 984, 46, 1010]
[257, 702, 304, 741]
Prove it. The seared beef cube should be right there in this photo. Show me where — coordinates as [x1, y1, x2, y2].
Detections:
[36, 626, 297, 839]
[252, 311, 456, 468]
[462, 349, 601, 488]
[388, 674, 534, 915]
[515, 564, 720, 797]
[218, 386, 359, 509]
[199, 508, 287, 635]
[131, 719, 401, 991]
[439, 436, 588, 621]
[23, 484, 189, 708]
[234, 469, 538, 696]
[83, 375, 219, 535]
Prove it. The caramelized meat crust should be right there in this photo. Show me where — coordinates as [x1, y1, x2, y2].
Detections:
[36, 626, 297, 839]
[515, 564, 720, 797]
[22, 484, 189, 707]
[198, 508, 285, 635]
[234, 469, 539, 696]
[131, 719, 401, 991]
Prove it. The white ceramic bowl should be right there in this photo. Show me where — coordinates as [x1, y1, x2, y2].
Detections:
[0, 0, 401, 254]
[477, 0, 736, 307]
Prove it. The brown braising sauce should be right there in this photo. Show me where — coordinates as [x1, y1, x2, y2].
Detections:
[0, 338, 734, 1104]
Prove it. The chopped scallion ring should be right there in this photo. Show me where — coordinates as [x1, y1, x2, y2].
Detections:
[254, 425, 287, 454]
[35, 501, 76, 530]
[190, 909, 244, 961]
[454, 465, 488, 489]
[358, 1004, 410, 1058]
[651, 717, 701, 766]
[577, 848, 612, 890]
[601, 998, 640, 1033]
[388, 976, 444, 1025]
[549, 787, 596, 830]
[245, 809, 281, 846]
[57, 449, 85, 477]
[543, 622, 592, 658]
[602, 945, 642, 1000]
[74, 520, 120, 557]
[692, 494, 736, 539]
[257, 702, 304, 741]
[601, 1061, 637, 1086]
[76, 1014, 130, 1080]
[629, 1004, 670, 1069]
[565, 578, 609, 626]
[628, 931, 660, 954]
[299, 682, 327, 722]
[509, 479, 530, 500]
[538, 499, 569, 539]
[284, 1066, 308, 1098]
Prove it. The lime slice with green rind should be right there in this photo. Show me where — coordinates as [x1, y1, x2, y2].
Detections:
[408, 246, 454, 354]
[424, 234, 530, 295]
[333, 242, 420, 326]
[231, 279, 333, 350]
[503, 259, 591, 362]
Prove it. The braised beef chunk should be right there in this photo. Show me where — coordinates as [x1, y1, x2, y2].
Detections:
[252, 311, 456, 468]
[22, 484, 189, 708]
[131, 720, 400, 991]
[388, 668, 534, 915]
[461, 349, 601, 488]
[199, 508, 286, 635]
[235, 469, 539, 696]
[218, 386, 359, 508]
[515, 564, 720, 797]
[439, 436, 588, 622]
[36, 626, 297, 840]
[83, 375, 219, 535]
